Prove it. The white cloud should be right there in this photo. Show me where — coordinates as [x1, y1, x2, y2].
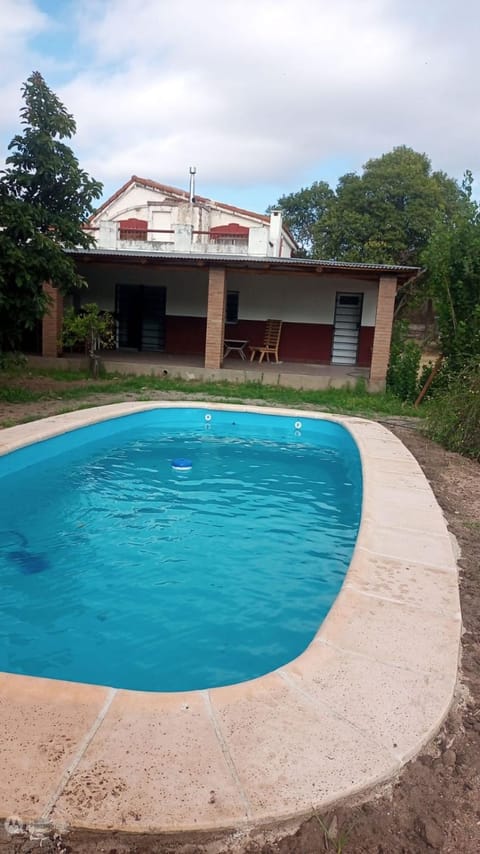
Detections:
[0, 0, 50, 138]
[0, 0, 47, 49]
[2, 0, 480, 200]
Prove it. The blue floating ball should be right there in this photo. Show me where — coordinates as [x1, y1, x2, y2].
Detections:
[172, 458, 192, 472]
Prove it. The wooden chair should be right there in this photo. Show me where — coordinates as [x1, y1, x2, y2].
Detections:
[249, 319, 283, 363]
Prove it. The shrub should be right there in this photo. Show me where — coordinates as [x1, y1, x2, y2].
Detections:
[425, 362, 480, 460]
[0, 351, 27, 371]
[387, 322, 422, 402]
[61, 304, 115, 355]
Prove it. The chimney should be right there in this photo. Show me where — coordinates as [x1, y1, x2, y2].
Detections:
[189, 166, 196, 204]
[268, 209, 283, 257]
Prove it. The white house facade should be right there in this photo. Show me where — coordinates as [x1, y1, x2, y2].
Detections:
[87, 176, 296, 258]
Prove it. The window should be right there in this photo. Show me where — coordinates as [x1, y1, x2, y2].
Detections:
[119, 217, 148, 241]
[213, 236, 248, 247]
[226, 291, 239, 324]
[210, 223, 249, 247]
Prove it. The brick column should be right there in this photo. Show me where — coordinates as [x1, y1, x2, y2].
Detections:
[369, 276, 397, 389]
[205, 267, 226, 369]
[41, 281, 64, 357]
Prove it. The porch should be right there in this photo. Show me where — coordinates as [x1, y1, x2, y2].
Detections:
[41, 249, 420, 392]
[34, 350, 370, 391]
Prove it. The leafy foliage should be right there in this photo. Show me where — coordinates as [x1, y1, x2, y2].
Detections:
[386, 321, 422, 402]
[0, 351, 27, 371]
[419, 180, 480, 457]
[423, 181, 480, 372]
[270, 147, 466, 266]
[0, 72, 102, 351]
[416, 360, 442, 401]
[315, 147, 465, 265]
[425, 362, 480, 461]
[62, 304, 116, 355]
[267, 181, 334, 256]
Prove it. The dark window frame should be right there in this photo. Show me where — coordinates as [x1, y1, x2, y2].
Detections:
[226, 290, 239, 324]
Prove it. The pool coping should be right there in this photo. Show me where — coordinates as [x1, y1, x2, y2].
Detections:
[0, 402, 461, 843]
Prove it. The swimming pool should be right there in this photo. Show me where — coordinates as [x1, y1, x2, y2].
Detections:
[0, 408, 362, 691]
[0, 403, 461, 840]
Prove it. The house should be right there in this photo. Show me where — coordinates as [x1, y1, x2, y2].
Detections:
[85, 175, 296, 258]
[40, 177, 420, 390]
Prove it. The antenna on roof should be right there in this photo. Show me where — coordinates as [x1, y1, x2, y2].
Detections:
[189, 166, 196, 204]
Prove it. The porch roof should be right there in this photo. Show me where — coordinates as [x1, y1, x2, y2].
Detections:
[69, 248, 421, 285]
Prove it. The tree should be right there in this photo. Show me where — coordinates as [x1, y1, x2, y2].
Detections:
[61, 303, 115, 377]
[0, 72, 102, 351]
[267, 181, 334, 256]
[269, 148, 466, 266]
[61, 304, 116, 355]
[313, 147, 466, 266]
[423, 176, 480, 372]
[407, 172, 480, 460]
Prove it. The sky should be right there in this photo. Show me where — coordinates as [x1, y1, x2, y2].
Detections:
[1, 0, 479, 213]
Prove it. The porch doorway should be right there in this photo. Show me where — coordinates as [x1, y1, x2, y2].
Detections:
[331, 293, 363, 365]
[116, 284, 166, 351]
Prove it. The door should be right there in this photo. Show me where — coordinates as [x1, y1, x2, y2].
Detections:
[116, 285, 142, 349]
[331, 293, 363, 365]
[141, 286, 166, 351]
[116, 285, 166, 351]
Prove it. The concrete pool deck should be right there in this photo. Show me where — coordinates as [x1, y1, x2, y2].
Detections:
[0, 403, 461, 849]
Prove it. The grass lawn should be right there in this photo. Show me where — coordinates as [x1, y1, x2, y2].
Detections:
[0, 366, 425, 427]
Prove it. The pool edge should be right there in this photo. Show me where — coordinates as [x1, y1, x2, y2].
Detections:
[0, 402, 461, 844]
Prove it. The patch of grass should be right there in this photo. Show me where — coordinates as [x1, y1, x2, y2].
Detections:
[0, 386, 43, 403]
[0, 367, 426, 419]
[26, 367, 92, 382]
[52, 374, 422, 416]
[313, 811, 353, 853]
[0, 414, 43, 428]
[0, 351, 28, 372]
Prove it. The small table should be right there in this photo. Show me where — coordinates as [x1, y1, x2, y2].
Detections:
[223, 339, 249, 360]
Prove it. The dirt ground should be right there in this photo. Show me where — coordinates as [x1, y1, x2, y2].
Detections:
[0, 392, 479, 854]
[256, 425, 480, 854]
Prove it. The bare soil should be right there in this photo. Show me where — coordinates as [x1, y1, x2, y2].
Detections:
[1, 392, 479, 854]
[256, 425, 480, 854]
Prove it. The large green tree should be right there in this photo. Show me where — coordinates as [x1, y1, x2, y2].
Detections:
[267, 180, 334, 256]
[315, 147, 464, 265]
[0, 72, 102, 351]
[271, 147, 466, 266]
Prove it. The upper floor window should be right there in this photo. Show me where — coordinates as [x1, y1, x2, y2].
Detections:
[210, 223, 249, 247]
[119, 217, 148, 241]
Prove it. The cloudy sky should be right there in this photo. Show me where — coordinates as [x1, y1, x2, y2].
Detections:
[1, 0, 479, 212]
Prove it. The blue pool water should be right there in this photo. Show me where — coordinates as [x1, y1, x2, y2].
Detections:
[0, 409, 362, 691]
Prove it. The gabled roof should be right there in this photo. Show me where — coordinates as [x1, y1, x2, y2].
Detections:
[90, 175, 272, 226]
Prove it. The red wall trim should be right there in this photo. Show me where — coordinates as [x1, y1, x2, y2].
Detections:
[224, 319, 334, 362]
[280, 322, 333, 362]
[231, 320, 333, 362]
[166, 317, 335, 363]
[165, 316, 206, 355]
[119, 217, 148, 229]
[357, 326, 375, 367]
[150, 316, 374, 365]
[210, 223, 249, 237]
